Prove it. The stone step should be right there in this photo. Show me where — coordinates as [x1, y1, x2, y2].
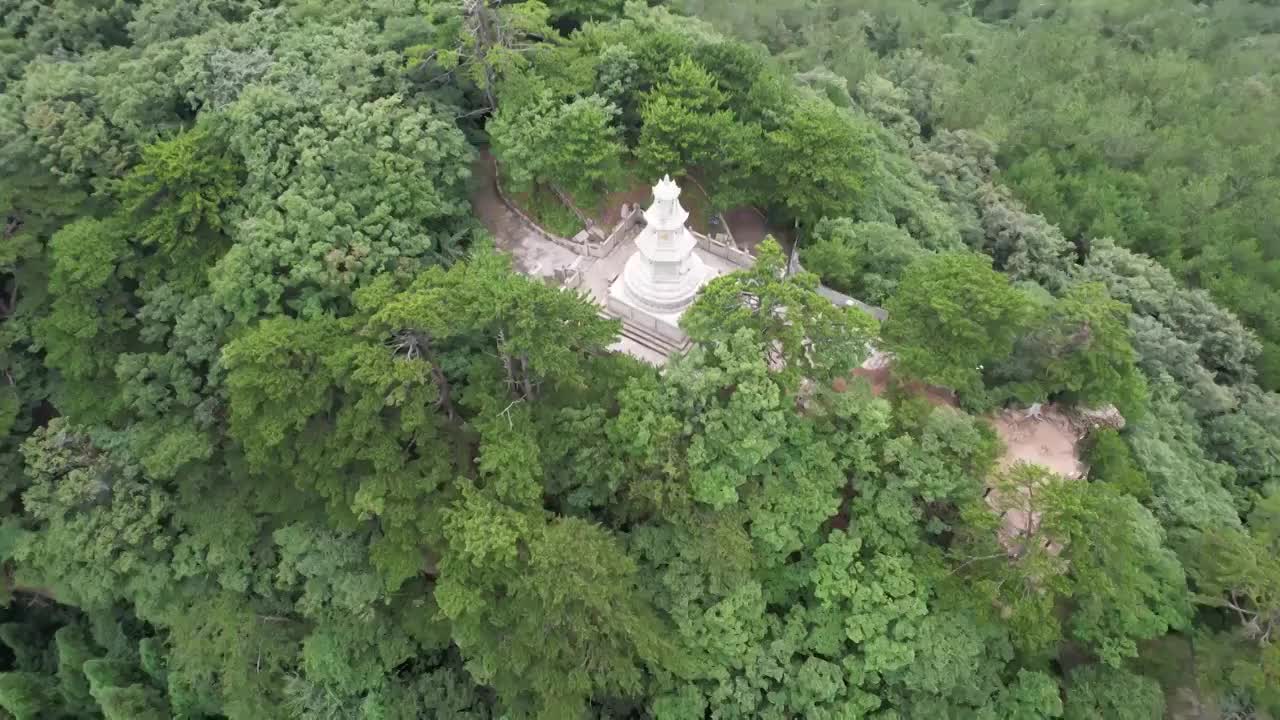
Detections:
[599, 311, 691, 358]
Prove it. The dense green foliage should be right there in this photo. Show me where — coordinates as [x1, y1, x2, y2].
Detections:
[679, 0, 1280, 387]
[0, 0, 1277, 718]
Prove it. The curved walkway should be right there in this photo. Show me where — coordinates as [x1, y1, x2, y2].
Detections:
[469, 150, 579, 278]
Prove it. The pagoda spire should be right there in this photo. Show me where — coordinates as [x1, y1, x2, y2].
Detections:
[645, 174, 690, 235]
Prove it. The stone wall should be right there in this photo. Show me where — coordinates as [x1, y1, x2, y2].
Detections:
[791, 257, 889, 322]
[553, 255, 588, 290]
[491, 159, 752, 267]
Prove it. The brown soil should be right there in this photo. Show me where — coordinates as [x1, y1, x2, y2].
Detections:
[845, 356, 1082, 475]
[596, 179, 652, 228]
[832, 359, 1088, 556]
[721, 206, 791, 254]
[989, 405, 1084, 479]
[850, 364, 893, 397]
[848, 353, 958, 408]
[985, 404, 1085, 556]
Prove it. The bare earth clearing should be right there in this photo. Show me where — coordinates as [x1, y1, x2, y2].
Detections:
[990, 406, 1084, 480]
[850, 355, 1085, 478]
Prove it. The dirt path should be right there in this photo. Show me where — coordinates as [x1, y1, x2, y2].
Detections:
[470, 150, 528, 253]
[721, 206, 770, 254]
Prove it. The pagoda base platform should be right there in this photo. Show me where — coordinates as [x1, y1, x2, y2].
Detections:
[604, 290, 690, 352]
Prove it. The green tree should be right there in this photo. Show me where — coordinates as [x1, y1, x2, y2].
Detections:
[1036, 283, 1146, 412]
[15, 420, 177, 610]
[1085, 429, 1151, 501]
[883, 252, 1036, 397]
[212, 90, 474, 323]
[765, 95, 878, 227]
[84, 659, 168, 720]
[438, 509, 675, 718]
[490, 87, 626, 202]
[980, 669, 1063, 720]
[800, 218, 925, 304]
[8, 2, 1280, 718]
[1205, 385, 1280, 499]
[53, 625, 97, 716]
[0, 672, 61, 719]
[1127, 388, 1240, 532]
[953, 464, 1073, 656]
[1056, 485, 1190, 666]
[34, 218, 134, 414]
[995, 282, 1148, 414]
[1063, 665, 1164, 720]
[1180, 491, 1280, 708]
[635, 56, 740, 179]
[422, 0, 556, 109]
[682, 238, 878, 390]
[114, 121, 242, 273]
[954, 464, 1190, 663]
[544, 0, 625, 24]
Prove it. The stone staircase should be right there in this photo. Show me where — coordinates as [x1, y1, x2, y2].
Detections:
[600, 311, 692, 358]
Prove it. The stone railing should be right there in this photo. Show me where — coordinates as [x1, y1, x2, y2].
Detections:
[693, 230, 755, 268]
[589, 206, 644, 257]
[713, 213, 737, 248]
[544, 204, 646, 258]
[815, 285, 889, 322]
[553, 255, 587, 289]
[491, 160, 754, 268]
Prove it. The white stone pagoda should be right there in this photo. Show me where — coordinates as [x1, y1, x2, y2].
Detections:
[610, 175, 711, 314]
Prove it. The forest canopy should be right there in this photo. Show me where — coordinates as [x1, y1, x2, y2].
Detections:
[0, 0, 1277, 719]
